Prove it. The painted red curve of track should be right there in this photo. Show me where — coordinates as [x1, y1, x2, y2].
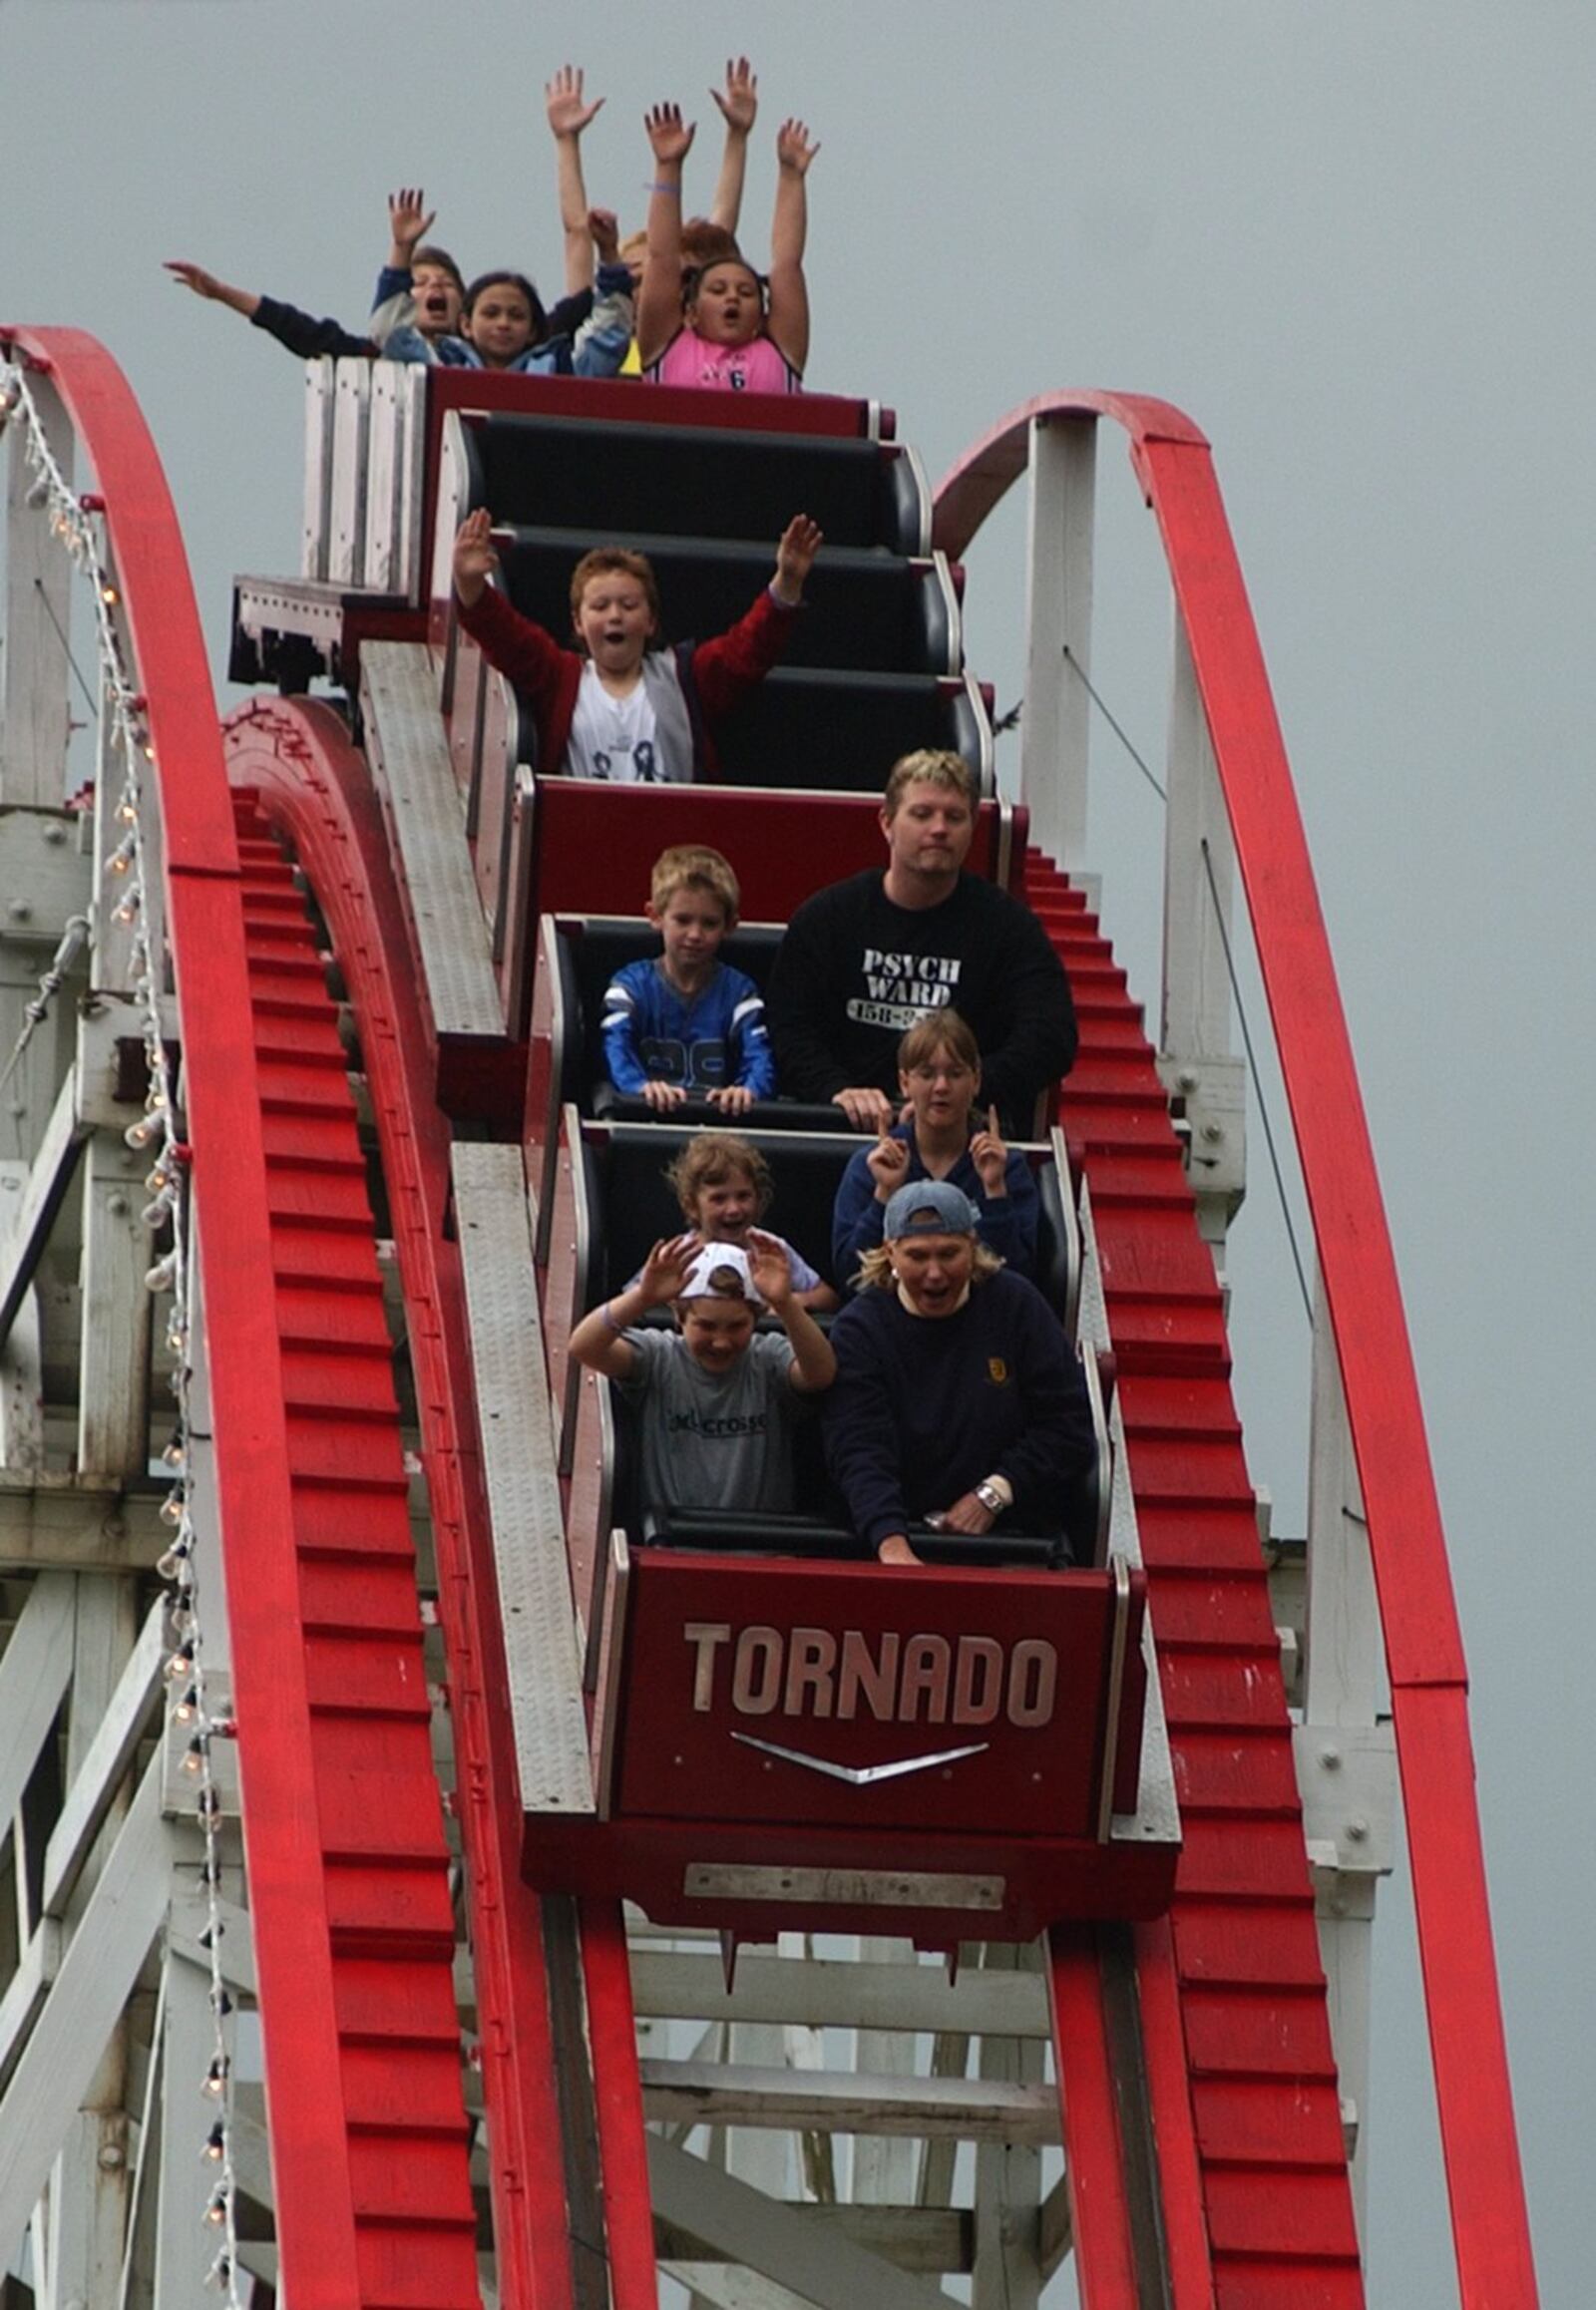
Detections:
[2, 326, 372, 2306]
[226, 695, 659, 2310]
[938, 391, 1537, 2310]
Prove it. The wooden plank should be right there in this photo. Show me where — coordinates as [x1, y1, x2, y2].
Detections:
[76, 1134, 154, 1479]
[0, 1071, 90, 1351]
[655, 2205, 972, 2278]
[1, 377, 74, 806]
[630, 1949, 1048, 2039]
[640, 2062, 1058, 2144]
[0, 1753, 171, 2246]
[0, 1476, 163, 1573]
[0, 1572, 76, 1827]
[152, 1945, 216, 2304]
[42, 1596, 164, 1917]
[648, 2136, 963, 2310]
[450, 1142, 592, 1814]
[0, 1164, 43, 1475]
[362, 643, 505, 1041]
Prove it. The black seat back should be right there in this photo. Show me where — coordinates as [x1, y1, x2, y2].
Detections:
[475, 414, 926, 553]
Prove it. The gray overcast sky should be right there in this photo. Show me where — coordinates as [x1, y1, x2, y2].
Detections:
[4, 2, 1590, 2300]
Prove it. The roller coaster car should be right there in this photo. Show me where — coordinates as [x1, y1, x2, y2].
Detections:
[525, 1530, 1179, 1944]
[523, 1307, 1180, 1942]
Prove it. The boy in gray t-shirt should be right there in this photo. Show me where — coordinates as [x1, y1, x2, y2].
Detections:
[568, 1234, 836, 1517]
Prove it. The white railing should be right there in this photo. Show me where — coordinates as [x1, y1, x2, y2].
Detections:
[301, 356, 427, 598]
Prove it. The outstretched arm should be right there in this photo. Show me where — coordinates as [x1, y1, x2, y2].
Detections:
[546, 66, 604, 295]
[637, 102, 694, 369]
[767, 118, 817, 375]
[165, 261, 259, 323]
[707, 56, 757, 233]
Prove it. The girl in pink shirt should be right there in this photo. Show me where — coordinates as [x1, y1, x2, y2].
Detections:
[637, 100, 816, 394]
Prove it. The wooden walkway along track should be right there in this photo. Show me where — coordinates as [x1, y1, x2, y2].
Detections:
[233, 796, 481, 2307]
[1030, 850, 1364, 2309]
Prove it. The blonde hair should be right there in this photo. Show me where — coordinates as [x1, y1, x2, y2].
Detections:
[648, 844, 740, 923]
[666, 1130, 772, 1222]
[854, 1238, 1003, 1293]
[883, 749, 978, 819]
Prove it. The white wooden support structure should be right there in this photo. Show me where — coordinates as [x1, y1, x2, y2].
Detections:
[1157, 615, 1247, 1254]
[972, 1942, 1045, 2310]
[2, 371, 74, 807]
[1018, 411, 1095, 870]
[0, 808, 93, 1199]
[650, 2135, 966, 2310]
[363, 361, 428, 598]
[301, 358, 336, 580]
[36, 1571, 139, 2310]
[328, 358, 372, 587]
[76, 1131, 153, 1481]
[851, 1938, 921, 2208]
[0, 1164, 45, 1476]
[1296, 1268, 1396, 2233]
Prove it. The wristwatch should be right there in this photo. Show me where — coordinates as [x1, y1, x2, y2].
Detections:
[974, 1481, 1005, 1517]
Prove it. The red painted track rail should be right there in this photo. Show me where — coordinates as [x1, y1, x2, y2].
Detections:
[2, 327, 396, 2306]
[225, 696, 659, 2310]
[939, 392, 1538, 2309]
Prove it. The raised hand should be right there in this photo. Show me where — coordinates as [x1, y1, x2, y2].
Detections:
[387, 188, 436, 259]
[546, 63, 603, 140]
[710, 56, 758, 136]
[589, 207, 620, 263]
[452, 510, 500, 607]
[867, 1122, 910, 1201]
[775, 118, 820, 176]
[165, 260, 224, 301]
[744, 1227, 794, 1310]
[772, 514, 823, 602]
[645, 102, 695, 168]
[639, 1232, 701, 1306]
[969, 1105, 1009, 1197]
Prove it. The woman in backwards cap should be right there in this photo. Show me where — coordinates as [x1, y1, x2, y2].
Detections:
[823, 1181, 1096, 1567]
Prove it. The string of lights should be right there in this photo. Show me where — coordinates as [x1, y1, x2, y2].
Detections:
[1, 354, 244, 2302]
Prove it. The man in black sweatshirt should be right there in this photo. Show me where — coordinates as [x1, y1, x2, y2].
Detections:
[766, 750, 1077, 1134]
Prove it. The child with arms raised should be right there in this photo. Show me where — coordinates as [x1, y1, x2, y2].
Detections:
[637, 98, 817, 391]
[452, 510, 820, 782]
[570, 1235, 835, 1519]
